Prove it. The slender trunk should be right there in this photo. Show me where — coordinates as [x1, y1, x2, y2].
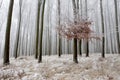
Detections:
[86, 42, 89, 57]
[47, 0, 51, 56]
[114, 0, 120, 54]
[107, 2, 114, 53]
[48, 33, 51, 56]
[73, 39, 78, 63]
[100, 0, 105, 58]
[48, 6, 52, 56]
[14, 0, 22, 59]
[38, 0, 46, 63]
[26, 8, 31, 56]
[72, 0, 78, 63]
[85, 0, 89, 57]
[48, 13, 51, 56]
[79, 0, 82, 56]
[3, 0, 14, 65]
[79, 40, 82, 56]
[58, 0, 61, 57]
[35, 0, 41, 59]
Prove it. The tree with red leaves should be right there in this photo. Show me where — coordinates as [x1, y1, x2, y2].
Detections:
[57, 20, 99, 40]
[57, 19, 100, 63]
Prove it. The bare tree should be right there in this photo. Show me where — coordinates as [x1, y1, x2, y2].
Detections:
[14, 0, 22, 59]
[57, 0, 62, 57]
[35, 0, 41, 59]
[79, 0, 82, 56]
[47, 0, 51, 56]
[100, 0, 105, 57]
[114, 0, 120, 54]
[3, 0, 14, 65]
[38, 0, 46, 63]
[85, 0, 89, 57]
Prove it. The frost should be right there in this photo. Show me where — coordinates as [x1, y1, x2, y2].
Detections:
[0, 54, 120, 80]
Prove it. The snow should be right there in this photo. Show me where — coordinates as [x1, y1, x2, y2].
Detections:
[0, 54, 120, 80]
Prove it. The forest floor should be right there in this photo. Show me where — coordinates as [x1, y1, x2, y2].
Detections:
[0, 54, 120, 80]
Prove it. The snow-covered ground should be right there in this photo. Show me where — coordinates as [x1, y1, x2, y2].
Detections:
[0, 54, 120, 80]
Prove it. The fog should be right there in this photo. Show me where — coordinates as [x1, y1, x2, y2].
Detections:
[0, 0, 120, 58]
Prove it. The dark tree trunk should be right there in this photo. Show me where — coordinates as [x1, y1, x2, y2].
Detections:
[73, 39, 78, 63]
[86, 42, 89, 57]
[72, 0, 78, 63]
[58, 0, 61, 57]
[38, 0, 46, 63]
[100, 0, 105, 58]
[14, 0, 22, 59]
[3, 0, 14, 65]
[85, 0, 89, 57]
[79, 40, 82, 56]
[79, 0, 82, 56]
[35, 0, 41, 59]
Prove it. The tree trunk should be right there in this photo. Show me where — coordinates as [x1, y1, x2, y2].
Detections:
[73, 39, 78, 63]
[14, 0, 22, 59]
[100, 0, 105, 58]
[72, 0, 78, 63]
[3, 0, 14, 65]
[114, 0, 120, 54]
[85, 0, 89, 57]
[35, 0, 41, 59]
[79, 0, 82, 56]
[79, 40, 82, 56]
[58, 0, 61, 57]
[38, 0, 46, 63]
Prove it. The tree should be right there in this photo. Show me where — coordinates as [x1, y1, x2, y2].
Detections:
[57, 19, 96, 62]
[35, 0, 41, 59]
[38, 0, 46, 63]
[57, 0, 96, 63]
[79, 0, 82, 56]
[58, 0, 62, 57]
[47, 0, 51, 56]
[3, 0, 14, 65]
[14, 0, 22, 59]
[85, 0, 89, 57]
[114, 0, 120, 54]
[100, 0, 105, 58]
[72, 0, 78, 63]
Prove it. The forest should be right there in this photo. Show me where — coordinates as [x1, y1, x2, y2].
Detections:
[0, 0, 120, 80]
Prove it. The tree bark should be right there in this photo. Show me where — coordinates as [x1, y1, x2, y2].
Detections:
[85, 0, 89, 57]
[72, 0, 78, 63]
[38, 0, 46, 63]
[114, 0, 120, 54]
[3, 0, 14, 65]
[100, 0, 105, 58]
[35, 0, 41, 59]
[14, 0, 22, 59]
[58, 0, 61, 57]
[79, 0, 82, 56]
